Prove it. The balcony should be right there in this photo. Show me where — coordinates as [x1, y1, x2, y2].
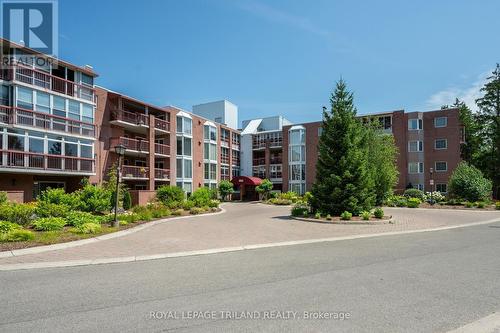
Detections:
[0, 105, 95, 137]
[0, 65, 95, 102]
[110, 109, 170, 134]
[252, 138, 282, 150]
[253, 157, 265, 166]
[221, 155, 230, 165]
[122, 165, 149, 180]
[154, 168, 170, 181]
[110, 137, 170, 157]
[0, 150, 94, 175]
[270, 157, 282, 165]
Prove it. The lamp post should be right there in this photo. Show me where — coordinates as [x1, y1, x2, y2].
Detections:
[113, 144, 126, 227]
[429, 167, 435, 205]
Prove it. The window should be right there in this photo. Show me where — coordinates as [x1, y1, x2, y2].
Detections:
[176, 116, 183, 133]
[408, 141, 423, 152]
[408, 118, 423, 130]
[81, 73, 93, 86]
[177, 137, 183, 155]
[53, 96, 66, 117]
[204, 125, 217, 141]
[1, 85, 9, 105]
[183, 137, 192, 156]
[17, 87, 33, 109]
[184, 160, 192, 178]
[435, 161, 447, 172]
[80, 145, 92, 158]
[8, 135, 24, 151]
[434, 117, 447, 128]
[65, 143, 78, 157]
[35, 92, 50, 113]
[289, 183, 305, 195]
[29, 138, 44, 153]
[176, 159, 182, 178]
[48, 140, 61, 155]
[68, 100, 80, 120]
[318, 127, 323, 136]
[82, 103, 93, 123]
[413, 183, 424, 191]
[435, 139, 447, 150]
[408, 162, 424, 174]
[436, 183, 447, 193]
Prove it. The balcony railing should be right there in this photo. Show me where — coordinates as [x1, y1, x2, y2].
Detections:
[1, 65, 95, 102]
[252, 138, 283, 149]
[110, 137, 149, 152]
[122, 165, 149, 179]
[253, 157, 265, 165]
[110, 109, 170, 132]
[221, 155, 230, 165]
[0, 106, 95, 137]
[0, 150, 94, 173]
[154, 143, 170, 156]
[270, 158, 282, 165]
[154, 168, 170, 180]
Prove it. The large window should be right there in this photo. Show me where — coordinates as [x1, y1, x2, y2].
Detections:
[17, 87, 33, 109]
[434, 117, 447, 128]
[408, 141, 423, 152]
[408, 162, 424, 174]
[82, 103, 93, 123]
[176, 116, 192, 135]
[435, 161, 447, 172]
[288, 126, 306, 195]
[0, 85, 9, 105]
[53, 96, 66, 117]
[408, 119, 423, 130]
[435, 139, 447, 150]
[35, 92, 50, 113]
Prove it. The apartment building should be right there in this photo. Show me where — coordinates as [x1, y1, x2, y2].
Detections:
[0, 39, 97, 202]
[277, 108, 463, 194]
[239, 116, 292, 192]
[92, 91, 241, 204]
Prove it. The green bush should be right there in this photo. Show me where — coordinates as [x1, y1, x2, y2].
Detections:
[267, 198, 292, 205]
[35, 202, 69, 218]
[72, 222, 101, 234]
[406, 198, 421, 208]
[403, 189, 426, 201]
[189, 187, 212, 207]
[326, 214, 332, 221]
[4, 229, 34, 242]
[118, 212, 140, 223]
[123, 191, 132, 210]
[182, 200, 195, 210]
[32, 217, 66, 231]
[38, 188, 79, 209]
[303, 192, 313, 205]
[65, 211, 100, 227]
[425, 191, 446, 203]
[0, 203, 36, 226]
[0, 221, 21, 233]
[314, 212, 321, 219]
[156, 185, 184, 206]
[291, 202, 309, 217]
[476, 201, 485, 209]
[76, 184, 112, 213]
[361, 211, 371, 220]
[448, 162, 492, 202]
[256, 179, 274, 200]
[340, 211, 352, 220]
[464, 201, 474, 208]
[131, 206, 152, 221]
[0, 191, 8, 205]
[148, 203, 171, 218]
[189, 207, 205, 215]
[278, 191, 301, 203]
[496, 202, 500, 210]
[218, 180, 234, 201]
[446, 198, 462, 206]
[208, 199, 220, 208]
[374, 208, 384, 219]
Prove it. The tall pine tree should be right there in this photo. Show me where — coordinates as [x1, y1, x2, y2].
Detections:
[311, 80, 375, 215]
[476, 63, 500, 198]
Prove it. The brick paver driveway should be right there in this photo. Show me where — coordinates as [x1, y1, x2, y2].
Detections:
[1, 202, 499, 266]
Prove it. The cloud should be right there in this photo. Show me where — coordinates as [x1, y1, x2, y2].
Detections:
[237, 1, 331, 38]
[426, 71, 490, 112]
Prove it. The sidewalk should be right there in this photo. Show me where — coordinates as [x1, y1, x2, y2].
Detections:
[0, 202, 499, 270]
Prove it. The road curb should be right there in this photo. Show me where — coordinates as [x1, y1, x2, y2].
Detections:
[0, 206, 226, 258]
[1, 217, 499, 271]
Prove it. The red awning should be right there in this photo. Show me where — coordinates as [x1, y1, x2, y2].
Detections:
[231, 176, 263, 186]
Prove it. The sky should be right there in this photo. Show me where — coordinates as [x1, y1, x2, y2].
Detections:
[55, 0, 499, 125]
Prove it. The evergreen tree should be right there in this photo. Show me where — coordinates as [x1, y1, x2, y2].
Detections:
[311, 80, 375, 215]
[476, 64, 500, 198]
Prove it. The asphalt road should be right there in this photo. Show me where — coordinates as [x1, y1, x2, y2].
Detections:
[2, 221, 500, 333]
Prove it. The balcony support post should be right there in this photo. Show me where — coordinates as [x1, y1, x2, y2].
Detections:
[147, 114, 155, 190]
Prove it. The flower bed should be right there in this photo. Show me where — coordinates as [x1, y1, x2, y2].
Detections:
[292, 214, 393, 225]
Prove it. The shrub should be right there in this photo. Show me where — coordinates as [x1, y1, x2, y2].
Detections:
[119, 220, 128, 226]
[256, 179, 274, 200]
[190, 207, 204, 215]
[446, 198, 462, 206]
[76, 184, 112, 213]
[156, 185, 184, 206]
[464, 201, 474, 208]
[291, 202, 309, 217]
[448, 162, 492, 202]
[32, 217, 66, 231]
[0, 191, 8, 205]
[496, 202, 500, 210]
[4, 229, 34, 242]
[476, 201, 485, 209]
[404, 188, 426, 201]
[149, 204, 171, 218]
[38, 188, 79, 208]
[278, 191, 301, 203]
[0, 203, 36, 226]
[131, 206, 153, 221]
[267, 198, 292, 205]
[326, 214, 332, 221]
[182, 200, 195, 210]
[123, 191, 132, 210]
[218, 180, 234, 201]
[425, 191, 446, 203]
[189, 187, 212, 207]
[172, 208, 184, 216]
[340, 211, 352, 220]
[303, 192, 313, 205]
[65, 211, 99, 227]
[314, 212, 321, 219]
[72, 222, 102, 234]
[35, 202, 69, 218]
[0, 221, 21, 233]
[118, 212, 140, 223]
[361, 211, 371, 220]
[374, 208, 384, 219]
[208, 199, 220, 208]
[406, 198, 421, 208]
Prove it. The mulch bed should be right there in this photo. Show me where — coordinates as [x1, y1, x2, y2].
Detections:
[292, 215, 393, 225]
[416, 203, 498, 211]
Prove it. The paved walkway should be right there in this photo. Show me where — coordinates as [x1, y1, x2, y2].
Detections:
[0, 202, 499, 267]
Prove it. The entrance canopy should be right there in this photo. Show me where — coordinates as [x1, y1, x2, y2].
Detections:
[231, 176, 262, 186]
